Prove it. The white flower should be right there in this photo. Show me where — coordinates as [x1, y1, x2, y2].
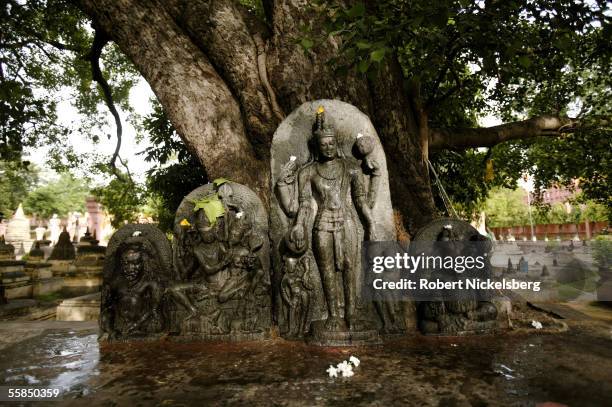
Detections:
[443, 224, 453, 230]
[349, 356, 360, 367]
[336, 361, 354, 378]
[132, 231, 142, 237]
[236, 212, 244, 219]
[337, 360, 355, 377]
[326, 365, 338, 378]
[531, 320, 543, 329]
[342, 369, 354, 378]
[289, 155, 297, 162]
[356, 133, 364, 139]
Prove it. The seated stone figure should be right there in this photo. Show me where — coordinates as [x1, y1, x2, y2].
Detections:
[414, 220, 500, 335]
[100, 225, 172, 341]
[170, 181, 272, 339]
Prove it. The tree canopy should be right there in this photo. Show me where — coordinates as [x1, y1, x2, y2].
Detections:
[1, 0, 610, 229]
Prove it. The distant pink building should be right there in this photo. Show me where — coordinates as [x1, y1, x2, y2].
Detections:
[525, 180, 581, 205]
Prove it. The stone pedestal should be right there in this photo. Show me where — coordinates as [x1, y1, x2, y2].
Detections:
[24, 262, 64, 297]
[66, 240, 105, 295]
[308, 321, 382, 346]
[0, 260, 32, 300]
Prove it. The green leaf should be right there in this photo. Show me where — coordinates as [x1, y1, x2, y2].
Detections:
[213, 177, 230, 186]
[300, 38, 314, 50]
[192, 193, 225, 225]
[370, 48, 386, 62]
[358, 59, 371, 73]
[356, 41, 372, 49]
[347, 3, 365, 18]
[518, 55, 532, 69]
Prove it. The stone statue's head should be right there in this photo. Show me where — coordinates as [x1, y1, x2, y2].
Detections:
[195, 210, 217, 244]
[312, 106, 340, 161]
[120, 243, 146, 283]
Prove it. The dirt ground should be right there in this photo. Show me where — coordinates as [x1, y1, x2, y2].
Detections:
[0, 304, 611, 407]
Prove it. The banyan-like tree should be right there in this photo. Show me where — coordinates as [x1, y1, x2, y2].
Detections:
[2, 0, 610, 233]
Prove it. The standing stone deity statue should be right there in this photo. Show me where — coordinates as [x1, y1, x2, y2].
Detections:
[276, 106, 380, 335]
[280, 253, 315, 337]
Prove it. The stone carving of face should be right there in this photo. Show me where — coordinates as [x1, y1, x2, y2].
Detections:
[121, 248, 144, 283]
[318, 136, 337, 161]
[198, 226, 217, 243]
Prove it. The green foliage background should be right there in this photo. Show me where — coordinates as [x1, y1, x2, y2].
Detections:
[1, 0, 610, 226]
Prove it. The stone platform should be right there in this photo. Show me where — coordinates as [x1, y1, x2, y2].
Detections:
[0, 314, 611, 406]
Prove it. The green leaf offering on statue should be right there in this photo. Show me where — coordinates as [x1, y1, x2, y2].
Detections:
[192, 194, 225, 225]
[213, 177, 231, 187]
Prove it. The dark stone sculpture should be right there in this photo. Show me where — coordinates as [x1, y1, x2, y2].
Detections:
[168, 181, 272, 340]
[100, 181, 272, 342]
[49, 227, 76, 260]
[99, 224, 172, 341]
[413, 218, 504, 335]
[271, 101, 398, 345]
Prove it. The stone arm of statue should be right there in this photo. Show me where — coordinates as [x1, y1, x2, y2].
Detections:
[275, 159, 299, 218]
[351, 169, 377, 241]
[300, 257, 317, 291]
[194, 246, 229, 277]
[280, 274, 293, 305]
[290, 167, 313, 249]
[99, 286, 116, 338]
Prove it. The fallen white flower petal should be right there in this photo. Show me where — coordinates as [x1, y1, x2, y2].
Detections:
[341, 368, 354, 378]
[326, 365, 338, 378]
[236, 212, 244, 219]
[289, 155, 297, 162]
[531, 320, 543, 329]
[132, 231, 142, 237]
[349, 356, 360, 367]
[356, 133, 364, 139]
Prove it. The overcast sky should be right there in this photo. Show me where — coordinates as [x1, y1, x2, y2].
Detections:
[26, 79, 156, 185]
[25, 77, 508, 187]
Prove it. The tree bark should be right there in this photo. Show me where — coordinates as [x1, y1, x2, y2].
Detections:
[74, 0, 440, 234]
[75, 0, 269, 197]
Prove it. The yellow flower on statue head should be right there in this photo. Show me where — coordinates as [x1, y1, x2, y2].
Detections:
[317, 105, 325, 114]
[180, 218, 191, 227]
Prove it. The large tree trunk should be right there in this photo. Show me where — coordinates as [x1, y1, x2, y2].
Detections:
[75, 0, 438, 234]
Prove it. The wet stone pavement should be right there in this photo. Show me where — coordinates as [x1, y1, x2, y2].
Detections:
[0, 319, 611, 406]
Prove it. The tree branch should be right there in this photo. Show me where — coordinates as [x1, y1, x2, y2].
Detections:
[74, 0, 269, 196]
[429, 115, 576, 150]
[85, 28, 125, 180]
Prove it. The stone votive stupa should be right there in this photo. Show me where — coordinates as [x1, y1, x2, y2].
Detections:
[5, 204, 34, 253]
